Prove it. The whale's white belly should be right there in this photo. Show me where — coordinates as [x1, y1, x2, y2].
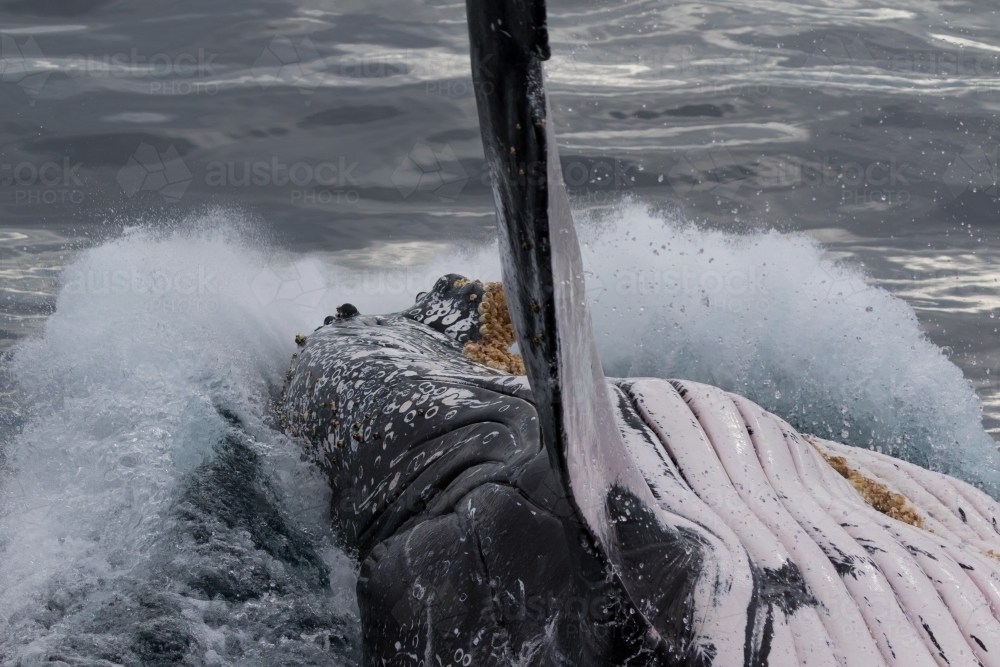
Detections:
[620, 377, 1000, 667]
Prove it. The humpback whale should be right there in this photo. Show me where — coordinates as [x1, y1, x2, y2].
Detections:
[279, 0, 1000, 664]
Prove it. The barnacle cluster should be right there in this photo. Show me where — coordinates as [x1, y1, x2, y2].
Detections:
[462, 281, 526, 375]
[816, 447, 924, 528]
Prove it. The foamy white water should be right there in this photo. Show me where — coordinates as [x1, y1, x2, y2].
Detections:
[581, 203, 1000, 495]
[1, 204, 997, 664]
[0, 216, 364, 666]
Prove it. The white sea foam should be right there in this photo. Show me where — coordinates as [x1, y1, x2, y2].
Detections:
[0, 215, 360, 666]
[579, 202, 1000, 495]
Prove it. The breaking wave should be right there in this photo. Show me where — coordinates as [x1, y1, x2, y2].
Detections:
[581, 203, 1000, 496]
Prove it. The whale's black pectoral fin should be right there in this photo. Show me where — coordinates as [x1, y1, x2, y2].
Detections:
[465, 0, 719, 662]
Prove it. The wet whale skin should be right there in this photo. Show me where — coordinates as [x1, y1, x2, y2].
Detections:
[280, 279, 673, 666]
[281, 277, 1000, 667]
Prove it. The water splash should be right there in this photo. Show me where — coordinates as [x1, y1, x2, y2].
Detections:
[580, 202, 1000, 496]
[0, 215, 360, 666]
